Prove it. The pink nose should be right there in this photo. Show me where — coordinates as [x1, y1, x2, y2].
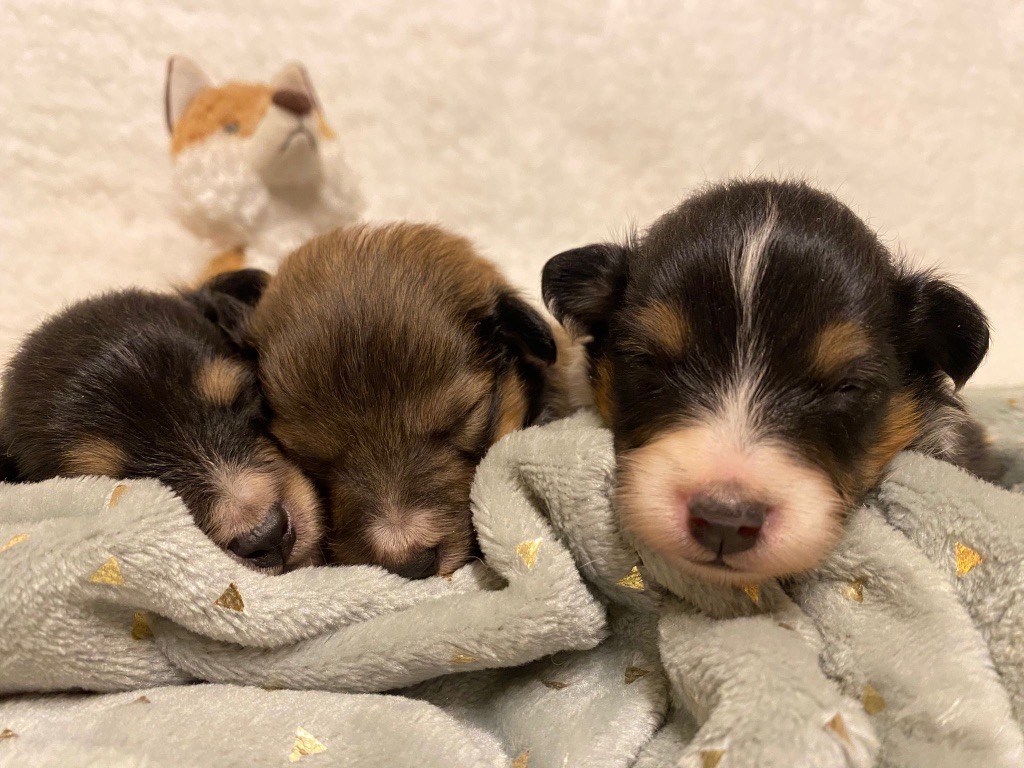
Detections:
[687, 492, 767, 556]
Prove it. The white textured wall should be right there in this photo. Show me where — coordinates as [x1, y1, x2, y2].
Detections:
[2, 1, 1022, 383]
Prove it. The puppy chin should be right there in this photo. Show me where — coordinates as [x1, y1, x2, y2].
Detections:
[616, 424, 846, 585]
[649, 554, 770, 587]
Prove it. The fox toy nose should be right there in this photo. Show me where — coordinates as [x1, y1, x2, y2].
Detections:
[687, 492, 768, 556]
[386, 546, 440, 580]
[228, 502, 295, 570]
[272, 89, 312, 117]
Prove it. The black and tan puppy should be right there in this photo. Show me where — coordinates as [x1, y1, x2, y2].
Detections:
[247, 223, 564, 579]
[0, 270, 323, 573]
[543, 179, 994, 585]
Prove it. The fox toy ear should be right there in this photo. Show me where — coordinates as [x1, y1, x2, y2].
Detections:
[165, 56, 213, 133]
[270, 62, 323, 111]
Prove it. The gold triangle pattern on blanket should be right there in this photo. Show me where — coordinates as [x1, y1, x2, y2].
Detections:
[89, 556, 125, 586]
[288, 726, 327, 762]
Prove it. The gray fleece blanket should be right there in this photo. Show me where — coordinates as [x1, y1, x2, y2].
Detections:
[0, 389, 1022, 768]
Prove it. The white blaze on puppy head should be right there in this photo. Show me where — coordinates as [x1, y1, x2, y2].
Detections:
[616, 204, 842, 585]
[164, 56, 365, 274]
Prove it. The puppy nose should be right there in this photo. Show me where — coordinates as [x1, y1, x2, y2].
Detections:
[228, 502, 295, 570]
[272, 89, 312, 116]
[387, 546, 440, 580]
[687, 492, 767, 556]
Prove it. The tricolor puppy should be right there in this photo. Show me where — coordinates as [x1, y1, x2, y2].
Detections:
[0, 271, 323, 573]
[247, 223, 566, 579]
[542, 180, 994, 585]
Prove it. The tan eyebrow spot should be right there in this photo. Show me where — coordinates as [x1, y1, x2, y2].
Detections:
[197, 357, 249, 407]
[64, 438, 127, 477]
[625, 301, 690, 358]
[811, 322, 872, 377]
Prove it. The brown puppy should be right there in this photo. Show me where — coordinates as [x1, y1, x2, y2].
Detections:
[247, 224, 564, 578]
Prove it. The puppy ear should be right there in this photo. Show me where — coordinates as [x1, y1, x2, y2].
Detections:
[896, 271, 989, 390]
[493, 292, 557, 365]
[188, 269, 271, 348]
[541, 243, 628, 333]
[165, 56, 213, 133]
[202, 268, 271, 308]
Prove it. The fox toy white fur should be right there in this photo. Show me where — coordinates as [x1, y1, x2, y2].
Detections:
[165, 56, 365, 278]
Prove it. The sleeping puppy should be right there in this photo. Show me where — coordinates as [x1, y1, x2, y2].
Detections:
[0, 270, 323, 573]
[542, 179, 994, 585]
[247, 223, 563, 579]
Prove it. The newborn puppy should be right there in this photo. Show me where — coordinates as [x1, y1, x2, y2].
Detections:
[247, 223, 562, 578]
[542, 179, 993, 585]
[0, 270, 323, 573]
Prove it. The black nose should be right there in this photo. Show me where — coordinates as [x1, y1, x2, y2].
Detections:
[228, 502, 295, 570]
[272, 89, 312, 116]
[687, 492, 768, 556]
[387, 546, 440, 580]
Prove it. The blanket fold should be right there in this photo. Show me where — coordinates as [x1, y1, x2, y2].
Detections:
[1, 388, 1022, 767]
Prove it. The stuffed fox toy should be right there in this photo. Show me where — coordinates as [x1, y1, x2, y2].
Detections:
[165, 56, 365, 279]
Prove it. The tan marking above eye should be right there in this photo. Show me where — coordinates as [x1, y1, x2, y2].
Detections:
[63, 438, 127, 477]
[811, 321, 872, 378]
[622, 301, 690, 358]
[171, 82, 273, 155]
[197, 357, 250, 407]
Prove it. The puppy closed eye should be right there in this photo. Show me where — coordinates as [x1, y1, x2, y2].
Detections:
[833, 379, 866, 396]
[814, 366, 884, 406]
[617, 302, 690, 361]
[431, 396, 492, 456]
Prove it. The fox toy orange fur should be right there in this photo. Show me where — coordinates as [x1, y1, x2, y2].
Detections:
[165, 56, 365, 280]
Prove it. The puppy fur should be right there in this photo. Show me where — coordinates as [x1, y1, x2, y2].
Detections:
[543, 179, 994, 585]
[247, 223, 564, 578]
[0, 270, 323, 573]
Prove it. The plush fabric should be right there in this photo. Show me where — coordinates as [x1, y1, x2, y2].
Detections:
[0, 474, 606, 696]
[0, 686, 509, 767]
[2, 1, 1023, 386]
[0, 389, 1021, 767]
